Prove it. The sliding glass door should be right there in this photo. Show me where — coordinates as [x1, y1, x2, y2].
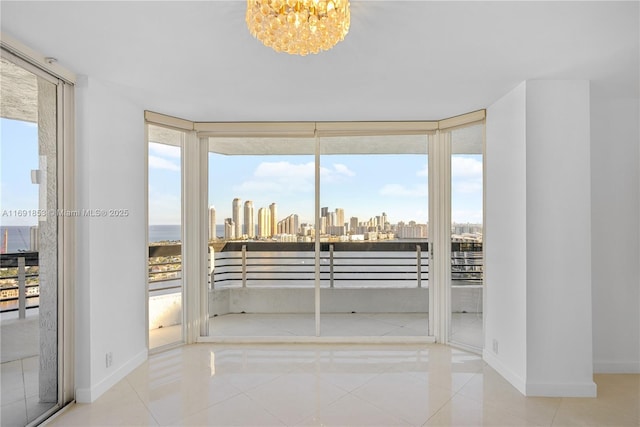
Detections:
[207, 136, 316, 338]
[319, 134, 430, 337]
[1, 49, 73, 426]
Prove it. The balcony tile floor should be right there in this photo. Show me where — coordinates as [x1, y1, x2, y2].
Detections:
[45, 343, 639, 427]
[209, 312, 431, 338]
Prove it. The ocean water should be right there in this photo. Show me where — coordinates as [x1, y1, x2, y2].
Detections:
[148, 224, 182, 243]
[0, 224, 221, 252]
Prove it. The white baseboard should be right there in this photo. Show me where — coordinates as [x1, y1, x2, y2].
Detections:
[482, 350, 526, 395]
[594, 361, 640, 374]
[75, 348, 147, 403]
[483, 350, 598, 397]
[525, 381, 597, 397]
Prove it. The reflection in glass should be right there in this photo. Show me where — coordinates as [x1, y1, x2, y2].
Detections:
[0, 56, 58, 425]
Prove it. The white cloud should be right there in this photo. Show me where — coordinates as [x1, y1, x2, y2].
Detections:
[452, 156, 482, 194]
[417, 164, 428, 177]
[332, 163, 355, 177]
[149, 155, 180, 171]
[149, 143, 181, 159]
[235, 161, 355, 194]
[379, 184, 428, 198]
[452, 157, 482, 179]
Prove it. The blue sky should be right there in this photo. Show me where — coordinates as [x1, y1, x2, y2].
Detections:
[149, 142, 482, 226]
[2, 121, 482, 228]
[1, 118, 39, 226]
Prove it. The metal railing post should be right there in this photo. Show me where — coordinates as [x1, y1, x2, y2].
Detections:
[416, 245, 422, 288]
[329, 244, 334, 288]
[241, 244, 247, 288]
[208, 246, 214, 289]
[18, 257, 26, 319]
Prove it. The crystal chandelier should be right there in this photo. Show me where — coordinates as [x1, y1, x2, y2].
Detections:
[246, 0, 350, 56]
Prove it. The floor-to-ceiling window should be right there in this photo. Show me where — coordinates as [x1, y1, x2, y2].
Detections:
[147, 124, 185, 350]
[448, 123, 484, 350]
[0, 49, 74, 426]
[145, 114, 484, 346]
[318, 133, 430, 337]
[207, 134, 316, 337]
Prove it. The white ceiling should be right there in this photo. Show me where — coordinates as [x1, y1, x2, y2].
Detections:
[1, 1, 638, 122]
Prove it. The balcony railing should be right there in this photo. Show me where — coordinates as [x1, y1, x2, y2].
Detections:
[0, 252, 40, 316]
[148, 241, 483, 289]
[214, 242, 431, 288]
[148, 244, 182, 297]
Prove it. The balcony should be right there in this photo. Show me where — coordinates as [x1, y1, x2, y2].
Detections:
[147, 241, 483, 346]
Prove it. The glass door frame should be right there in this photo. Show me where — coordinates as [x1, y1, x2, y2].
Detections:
[0, 44, 76, 421]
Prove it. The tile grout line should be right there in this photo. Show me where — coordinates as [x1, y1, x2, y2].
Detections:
[21, 357, 28, 422]
[124, 376, 162, 426]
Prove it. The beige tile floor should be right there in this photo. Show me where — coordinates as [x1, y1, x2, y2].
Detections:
[44, 343, 639, 427]
[1, 312, 57, 426]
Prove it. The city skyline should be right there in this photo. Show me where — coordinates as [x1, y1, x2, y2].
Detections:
[202, 151, 482, 228]
[148, 148, 482, 226]
[209, 197, 481, 241]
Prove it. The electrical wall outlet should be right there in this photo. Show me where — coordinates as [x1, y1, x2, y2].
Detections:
[492, 339, 499, 354]
[106, 352, 113, 368]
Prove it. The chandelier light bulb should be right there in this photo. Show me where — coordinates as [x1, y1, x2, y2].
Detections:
[246, 0, 350, 56]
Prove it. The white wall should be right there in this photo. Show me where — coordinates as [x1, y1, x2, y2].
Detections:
[485, 80, 596, 397]
[75, 77, 147, 402]
[590, 88, 640, 373]
[69, 74, 638, 404]
[484, 82, 528, 393]
[525, 80, 594, 396]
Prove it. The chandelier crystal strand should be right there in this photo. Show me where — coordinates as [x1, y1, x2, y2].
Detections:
[246, 0, 350, 56]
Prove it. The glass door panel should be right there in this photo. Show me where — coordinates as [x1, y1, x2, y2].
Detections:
[319, 134, 430, 337]
[449, 123, 484, 349]
[0, 55, 59, 425]
[207, 136, 316, 337]
[148, 125, 184, 349]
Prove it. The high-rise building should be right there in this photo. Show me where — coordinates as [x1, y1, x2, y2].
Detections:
[277, 214, 299, 235]
[321, 207, 328, 218]
[350, 217, 358, 233]
[224, 218, 235, 240]
[232, 198, 242, 239]
[269, 203, 277, 236]
[329, 212, 336, 227]
[258, 207, 271, 238]
[244, 200, 255, 238]
[288, 214, 299, 235]
[335, 208, 344, 228]
[208, 206, 216, 240]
